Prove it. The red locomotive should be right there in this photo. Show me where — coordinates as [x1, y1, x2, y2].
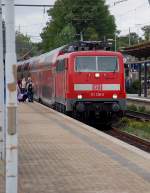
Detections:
[17, 41, 126, 125]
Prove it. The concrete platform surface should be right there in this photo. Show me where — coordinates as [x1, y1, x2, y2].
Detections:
[127, 94, 150, 111]
[1, 102, 150, 193]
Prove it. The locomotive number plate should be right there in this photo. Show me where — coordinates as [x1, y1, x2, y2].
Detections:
[92, 84, 102, 90]
[91, 92, 104, 97]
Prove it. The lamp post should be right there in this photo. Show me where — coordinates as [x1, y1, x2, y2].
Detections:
[5, 0, 18, 193]
[115, 32, 117, 51]
[0, 0, 5, 160]
[128, 27, 131, 46]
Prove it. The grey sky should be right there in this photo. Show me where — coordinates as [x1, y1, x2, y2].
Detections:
[3, 0, 149, 42]
[14, 0, 55, 42]
[107, 0, 150, 36]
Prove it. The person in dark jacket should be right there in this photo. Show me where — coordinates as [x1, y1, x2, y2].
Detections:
[27, 77, 34, 102]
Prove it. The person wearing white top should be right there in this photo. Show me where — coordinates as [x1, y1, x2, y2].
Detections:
[21, 78, 26, 93]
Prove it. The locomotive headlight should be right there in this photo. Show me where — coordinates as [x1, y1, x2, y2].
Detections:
[112, 94, 118, 99]
[95, 73, 100, 78]
[77, 94, 83, 99]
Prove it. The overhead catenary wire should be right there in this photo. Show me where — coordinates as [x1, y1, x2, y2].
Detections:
[113, 2, 147, 18]
[107, 0, 128, 7]
[1, 4, 53, 7]
[113, 0, 128, 6]
[5, 1, 150, 43]
[107, 0, 150, 38]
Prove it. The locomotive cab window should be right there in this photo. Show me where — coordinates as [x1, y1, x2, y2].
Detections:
[75, 56, 118, 72]
[97, 57, 118, 72]
[56, 59, 65, 73]
[76, 57, 96, 72]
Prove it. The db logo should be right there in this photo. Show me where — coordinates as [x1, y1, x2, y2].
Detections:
[92, 84, 102, 90]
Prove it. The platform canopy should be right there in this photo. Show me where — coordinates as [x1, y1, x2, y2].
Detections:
[122, 41, 150, 59]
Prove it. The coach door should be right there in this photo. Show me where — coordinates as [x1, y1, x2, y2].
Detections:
[55, 59, 67, 104]
[51, 65, 56, 104]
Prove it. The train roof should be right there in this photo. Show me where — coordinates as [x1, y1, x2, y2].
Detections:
[17, 41, 122, 68]
[57, 50, 123, 60]
[18, 45, 66, 67]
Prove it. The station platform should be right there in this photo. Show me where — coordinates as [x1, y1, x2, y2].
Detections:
[127, 94, 150, 111]
[127, 94, 150, 101]
[1, 102, 150, 193]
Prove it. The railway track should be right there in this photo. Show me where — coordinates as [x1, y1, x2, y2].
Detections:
[106, 128, 150, 153]
[126, 110, 150, 121]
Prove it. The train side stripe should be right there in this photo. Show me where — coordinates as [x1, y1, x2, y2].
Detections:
[102, 84, 120, 91]
[74, 84, 120, 91]
[74, 84, 92, 91]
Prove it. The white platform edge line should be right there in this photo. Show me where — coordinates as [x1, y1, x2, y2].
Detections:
[35, 102, 150, 160]
[127, 97, 150, 103]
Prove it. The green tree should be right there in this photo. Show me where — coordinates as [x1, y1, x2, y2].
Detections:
[129, 32, 141, 45]
[116, 32, 142, 50]
[41, 0, 116, 51]
[16, 31, 32, 60]
[16, 32, 41, 60]
[141, 25, 150, 41]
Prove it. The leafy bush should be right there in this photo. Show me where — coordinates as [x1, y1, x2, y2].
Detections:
[124, 120, 150, 140]
[138, 106, 146, 113]
[114, 117, 129, 128]
[145, 110, 150, 114]
[126, 80, 140, 94]
[127, 104, 137, 111]
[132, 80, 141, 90]
[120, 117, 130, 128]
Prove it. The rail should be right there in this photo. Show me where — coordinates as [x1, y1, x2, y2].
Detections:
[106, 128, 150, 153]
[126, 110, 150, 121]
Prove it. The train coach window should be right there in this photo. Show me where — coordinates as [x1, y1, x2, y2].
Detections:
[98, 57, 118, 72]
[17, 65, 21, 72]
[56, 59, 65, 72]
[76, 57, 96, 72]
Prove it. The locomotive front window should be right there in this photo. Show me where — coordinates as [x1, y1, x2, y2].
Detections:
[76, 57, 96, 72]
[76, 56, 118, 72]
[97, 57, 118, 72]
